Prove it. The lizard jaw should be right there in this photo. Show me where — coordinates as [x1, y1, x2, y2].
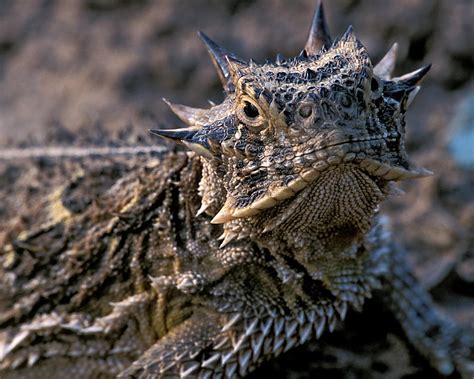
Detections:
[211, 142, 432, 224]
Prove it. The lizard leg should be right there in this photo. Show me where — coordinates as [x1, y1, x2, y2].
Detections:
[380, 245, 474, 378]
[118, 310, 232, 378]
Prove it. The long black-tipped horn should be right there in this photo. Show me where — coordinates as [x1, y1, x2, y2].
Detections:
[383, 64, 430, 108]
[150, 128, 198, 143]
[150, 128, 213, 159]
[304, 0, 332, 55]
[198, 31, 244, 93]
[393, 64, 431, 87]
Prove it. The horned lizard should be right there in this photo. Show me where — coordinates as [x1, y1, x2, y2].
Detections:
[0, 1, 473, 378]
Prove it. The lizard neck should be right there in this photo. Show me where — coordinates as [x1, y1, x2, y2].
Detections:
[203, 160, 388, 263]
[199, 157, 391, 311]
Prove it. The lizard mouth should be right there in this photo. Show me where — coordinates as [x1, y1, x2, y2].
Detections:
[303, 135, 433, 181]
[211, 137, 432, 224]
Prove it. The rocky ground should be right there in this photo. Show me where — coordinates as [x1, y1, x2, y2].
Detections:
[0, 0, 472, 377]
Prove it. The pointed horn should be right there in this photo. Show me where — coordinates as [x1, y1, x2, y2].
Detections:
[393, 64, 431, 87]
[276, 53, 285, 65]
[163, 98, 207, 126]
[219, 230, 237, 248]
[225, 55, 248, 84]
[374, 42, 398, 80]
[198, 31, 244, 93]
[304, 0, 332, 55]
[211, 197, 236, 224]
[298, 49, 308, 59]
[150, 129, 213, 159]
[406, 85, 420, 107]
[341, 25, 354, 41]
[149, 128, 198, 143]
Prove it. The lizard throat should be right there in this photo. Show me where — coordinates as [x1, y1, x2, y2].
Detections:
[216, 164, 388, 255]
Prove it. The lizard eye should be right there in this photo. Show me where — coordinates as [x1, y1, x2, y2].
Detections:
[237, 98, 265, 127]
[243, 101, 259, 118]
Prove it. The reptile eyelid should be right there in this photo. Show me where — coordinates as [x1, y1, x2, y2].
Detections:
[236, 97, 265, 127]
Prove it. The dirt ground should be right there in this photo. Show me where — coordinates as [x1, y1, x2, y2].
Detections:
[0, 0, 472, 377]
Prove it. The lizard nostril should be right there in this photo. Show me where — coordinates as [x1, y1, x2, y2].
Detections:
[299, 105, 313, 118]
[340, 94, 353, 108]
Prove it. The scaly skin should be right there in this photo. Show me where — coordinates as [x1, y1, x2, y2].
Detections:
[0, 1, 472, 378]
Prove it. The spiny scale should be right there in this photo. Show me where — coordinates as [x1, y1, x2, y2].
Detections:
[187, 303, 349, 377]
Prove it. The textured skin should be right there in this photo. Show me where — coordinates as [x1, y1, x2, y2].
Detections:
[1, 2, 473, 378]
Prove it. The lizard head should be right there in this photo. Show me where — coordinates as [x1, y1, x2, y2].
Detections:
[153, 1, 431, 226]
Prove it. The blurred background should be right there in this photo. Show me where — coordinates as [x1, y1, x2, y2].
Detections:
[0, 0, 472, 147]
[0, 0, 472, 377]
